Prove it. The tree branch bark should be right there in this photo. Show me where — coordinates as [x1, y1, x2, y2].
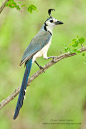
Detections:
[0, 0, 9, 13]
[0, 46, 86, 110]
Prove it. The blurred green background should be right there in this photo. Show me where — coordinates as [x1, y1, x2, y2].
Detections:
[0, 0, 86, 129]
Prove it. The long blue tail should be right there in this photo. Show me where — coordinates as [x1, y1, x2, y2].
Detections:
[13, 58, 32, 120]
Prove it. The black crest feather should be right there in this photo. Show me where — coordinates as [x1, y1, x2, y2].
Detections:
[48, 9, 55, 17]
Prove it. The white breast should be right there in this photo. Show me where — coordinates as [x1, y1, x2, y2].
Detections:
[32, 37, 52, 63]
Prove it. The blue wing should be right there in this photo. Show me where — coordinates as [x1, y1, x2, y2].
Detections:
[20, 30, 52, 65]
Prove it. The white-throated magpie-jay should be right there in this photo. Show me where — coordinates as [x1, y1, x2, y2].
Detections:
[13, 9, 63, 120]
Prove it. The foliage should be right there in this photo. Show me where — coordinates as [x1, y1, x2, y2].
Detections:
[62, 36, 86, 63]
[5, 0, 20, 10]
[5, 0, 38, 13]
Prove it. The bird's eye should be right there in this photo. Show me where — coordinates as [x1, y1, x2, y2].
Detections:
[50, 20, 53, 23]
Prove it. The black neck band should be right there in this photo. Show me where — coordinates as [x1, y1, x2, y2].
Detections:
[44, 23, 47, 31]
[48, 31, 52, 35]
[44, 23, 52, 35]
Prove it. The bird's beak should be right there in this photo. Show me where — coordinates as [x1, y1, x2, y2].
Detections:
[55, 21, 64, 25]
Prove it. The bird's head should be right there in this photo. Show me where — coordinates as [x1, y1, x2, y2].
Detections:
[44, 9, 63, 34]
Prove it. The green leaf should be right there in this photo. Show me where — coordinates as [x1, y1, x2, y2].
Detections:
[68, 48, 72, 53]
[62, 44, 67, 49]
[31, 5, 37, 10]
[72, 40, 78, 47]
[62, 44, 69, 52]
[15, 5, 20, 10]
[72, 48, 77, 53]
[5, 1, 21, 10]
[71, 36, 85, 47]
[65, 48, 68, 53]
[70, 37, 79, 47]
[27, 4, 38, 13]
[27, 6, 32, 13]
[21, 4, 27, 7]
[12, 2, 17, 6]
[72, 39, 76, 41]
[78, 37, 85, 44]
[6, 1, 38, 13]
[77, 49, 81, 53]
[5, 1, 11, 6]
[82, 53, 85, 56]
[5, 3, 9, 6]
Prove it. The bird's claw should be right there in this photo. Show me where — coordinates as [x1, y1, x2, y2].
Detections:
[39, 66, 45, 73]
[52, 56, 56, 63]
[48, 56, 56, 63]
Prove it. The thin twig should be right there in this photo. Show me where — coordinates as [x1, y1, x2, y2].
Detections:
[0, 0, 9, 13]
[0, 46, 86, 110]
[81, 44, 83, 47]
[60, 51, 62, 54]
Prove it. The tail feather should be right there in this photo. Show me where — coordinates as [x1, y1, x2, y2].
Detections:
[13, 58, 32, 120]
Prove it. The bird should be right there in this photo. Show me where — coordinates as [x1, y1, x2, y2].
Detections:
[13, 9, 63, 120]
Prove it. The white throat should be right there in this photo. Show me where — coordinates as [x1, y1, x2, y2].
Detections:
[46, 25, 53, 34]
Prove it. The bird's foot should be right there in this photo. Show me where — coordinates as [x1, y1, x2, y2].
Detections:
[48, 56, 57, 63]
[39, 65, 45, 73]
[35, 61, 45, 73]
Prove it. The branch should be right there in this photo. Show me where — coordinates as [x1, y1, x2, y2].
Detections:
[0, 46, 86, 110]
[0, 0, 9, 13]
